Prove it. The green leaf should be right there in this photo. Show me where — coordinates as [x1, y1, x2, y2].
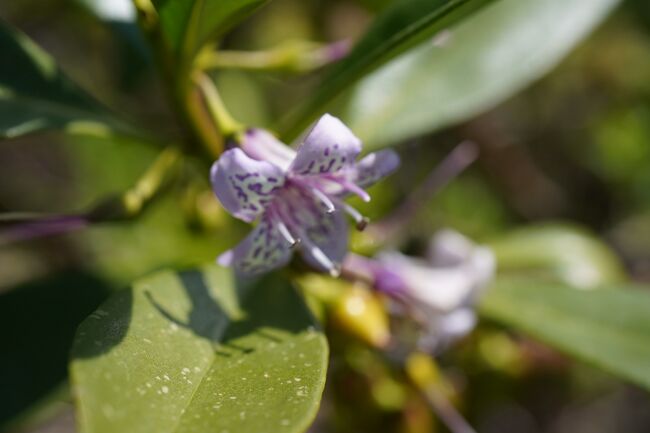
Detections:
[488, 224, 626, 289]
[279, 0, 495, 139]
[345, 0, 621, 148]
[0, 272, 110, 426]
[150, 0, 270, 63]
[480, 279, 650, 391]
[70, 266, 328, 433]
[0, 22, 132, 139]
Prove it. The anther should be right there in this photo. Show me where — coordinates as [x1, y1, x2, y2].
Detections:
[340, 202, 369, 231]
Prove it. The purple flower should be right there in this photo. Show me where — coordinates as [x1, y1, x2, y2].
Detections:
[344, 230, 495, 350]
[211, 114, 399, 276]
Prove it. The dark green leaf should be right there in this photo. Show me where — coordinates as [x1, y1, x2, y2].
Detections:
[0, 272, 110, 426]
[71, 266, 328, 433]
[0, 21, 133, 138]
[480, 279, 650, 391]
[151, 0, 269, 63]
[345, 0, 621, 148]
[279, 0, 495, 139]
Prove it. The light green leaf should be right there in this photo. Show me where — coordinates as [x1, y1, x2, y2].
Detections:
[0, 22, 132, 139]
[345, 0, 621, 148]
[279, 0, 495, 139]
[150, 0, 270, 63]
[489, 224, 626, 289]
[70, 266, 328, 433]
[480, 279, 650, 391]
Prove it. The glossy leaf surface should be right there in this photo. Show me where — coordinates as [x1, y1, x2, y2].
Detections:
[346, 0, 621, 148]
[71, 266, 328, 433]
[279, 0, 494, 139]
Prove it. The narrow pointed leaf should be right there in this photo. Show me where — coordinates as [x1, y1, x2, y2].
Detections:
[279, 0, 495, 139]
[480, 279, 650, 391]
[345, 0, 621, 148]
[0, 21, 133, 139]
[70, 266, 328, 433]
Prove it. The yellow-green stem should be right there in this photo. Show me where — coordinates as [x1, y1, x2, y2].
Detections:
[193, 72, 245, 139]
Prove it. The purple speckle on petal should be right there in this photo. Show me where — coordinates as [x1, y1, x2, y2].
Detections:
[235, 173, 252, 181]
[229, 177, 249, 202]
[306, 161, 315, 172]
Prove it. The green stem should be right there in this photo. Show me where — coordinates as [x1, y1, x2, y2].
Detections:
[88, 146, 182, 221]
[193, 72, 245, 139]
[0, 147, 183, 245]
[195, 40, 350, 73]
[198, 49, 284, 71]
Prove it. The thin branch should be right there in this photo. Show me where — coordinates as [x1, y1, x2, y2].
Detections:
[195, 40, 350, 73]
[193, 72, 244, 140]
[368, 141, 479, 243]
[420, 386, 477, 433]
[0, 147, 182, 246]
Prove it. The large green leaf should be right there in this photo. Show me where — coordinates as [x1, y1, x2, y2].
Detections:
[345, 0, 621, 148]
[480, 279, 650, 391]
[150, 0, 269, 63]
[489, 224, 626, 289]
[70, 266, 328, 433]
[279, 0, 495, 139]
[0, 22, 132, 138]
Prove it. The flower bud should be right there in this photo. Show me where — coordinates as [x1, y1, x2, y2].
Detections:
[332, 286, 391, 348]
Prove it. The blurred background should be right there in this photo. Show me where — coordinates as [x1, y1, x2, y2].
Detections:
[1, 0, 650, 432]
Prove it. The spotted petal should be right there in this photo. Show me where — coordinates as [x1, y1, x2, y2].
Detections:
[217, 216, 293, 276]
[289, 114, 362, 176]
[210, 148, 285, 223]
[353, 149, 400, 188]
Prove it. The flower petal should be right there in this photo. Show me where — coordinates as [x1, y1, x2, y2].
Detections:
[210, 148, 285, 223]
[217, 216, 293, 276]
[353, 149, 400, 188]
[240, 129, 296, 171]
[298, 209, 349, 274]
[377, 252, 477, 313]
[289, 114, 362, 176]
[275, 186, 349, 274]
[428, 229, 496, 291]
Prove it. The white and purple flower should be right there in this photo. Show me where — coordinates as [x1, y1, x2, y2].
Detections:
[210, 114, 399, 276]
[345, 229, 496, 350]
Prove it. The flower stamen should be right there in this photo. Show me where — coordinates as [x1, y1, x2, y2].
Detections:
[300, 236, 341, 277]
[276, 219, 300, 247]
[309, 187, 336, 213]
[320, 175, 371, 202]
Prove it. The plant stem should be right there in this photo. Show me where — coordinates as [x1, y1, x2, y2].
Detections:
[419, 387, 477, 433]
[0, 147, 183, 246]
[193, 72, 244, 139]
[367, 141, 479, 243]
[195, 40, 350, 73]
